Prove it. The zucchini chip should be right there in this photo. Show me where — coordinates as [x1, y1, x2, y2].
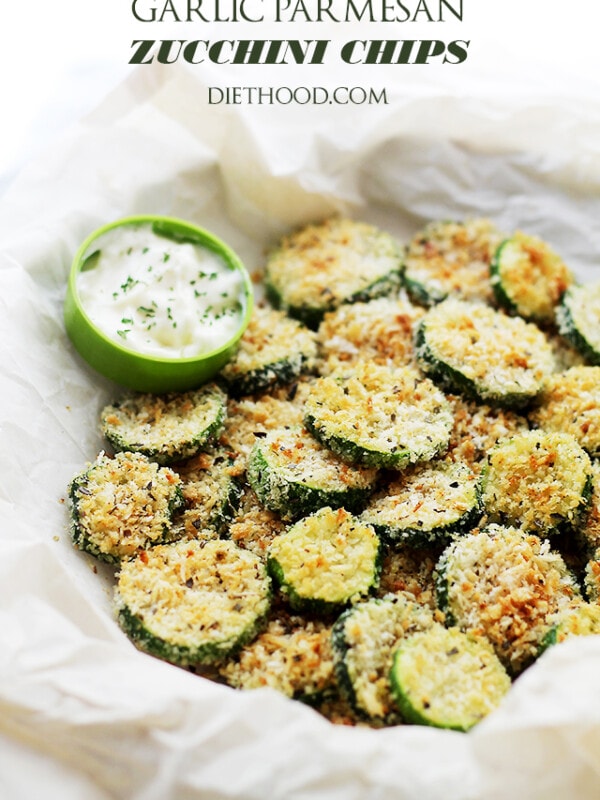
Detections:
[316, 296, 423, 375]
[175, 452, 242, 537]
[265, 218, 403, 328]
[436, 525, 580, 673]
[219, 306, 318, 396]
[541, 600, 600, 650]
[68, 451, 184, 563]
[116, 539, 271, 666]
[360, 461, 482, 547]
[332, 594, 434, 722]
[304, 362, 454, 470]
[531, 366, 600, 457]
[100, 385, 227, 465]
[482, 431, 592, 535]
[220, 614, 335, 702]
[390, 625, 510, 731]
[556, 282, 600, 365]
[404, 218, 502, 307]
[267, 507, 381, 614]
[415, 298, 556, 408]
[247, 427, 378, 520]
[491, 232, 573, 323]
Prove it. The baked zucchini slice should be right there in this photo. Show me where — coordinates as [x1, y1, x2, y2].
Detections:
[415, 298, 556, 408]
[219, 306, 318, 396]
[316, 296, 423, 375]
[247, 427, 378, 520]
[541, 600, 600, 650]
[436, 525, 580, 674]
[530, 366, 600, 457]
[265, 218, 403, 329]
[331, 594, 434, 721]
[68, 451, 184, 563]
[304, 362, 454, 470]
[556, 282, 600, 365]
[100, 385, 227, 465]
[267, 507, 381, 614]
[389, 625, 511, 731]
[176, 452, 242, 537]
[403, 218, 502, 307]
[116, 538, 271, 666]
[482, 430, 592, 535]
[490, 232, 573, 323]
[360, 461, 482, 547]
[219, 614, 335, 702]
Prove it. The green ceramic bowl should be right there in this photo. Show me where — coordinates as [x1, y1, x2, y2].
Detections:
[64, 215, 253, 393]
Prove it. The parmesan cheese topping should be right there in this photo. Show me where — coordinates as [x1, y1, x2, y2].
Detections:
[405, 218, 502, 305]
[70, 451, 182, 560]
[338, 594, 434, 719]
[220, 306, 317, 383]
[77, 223, 247, 359]
[418, 299, 556, 400]
[266, 218, 401, 311]
[304, 362, 453, 465]
[317, 297, 423, 375]
[268, 507, 380, 605]
[492, 232, 573, 321]
[441, 525, 579, 672]
[482, 431, 592, 533]
[101, 385, 226, 463]
[117, 539, 270, 651]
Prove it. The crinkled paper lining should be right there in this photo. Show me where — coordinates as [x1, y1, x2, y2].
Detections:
[1, 63, 600, 800]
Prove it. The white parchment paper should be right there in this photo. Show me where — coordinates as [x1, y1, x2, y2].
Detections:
[1, 63, 600, 799]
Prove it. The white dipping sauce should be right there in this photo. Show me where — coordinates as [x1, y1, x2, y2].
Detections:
[77, 224, 247, 359]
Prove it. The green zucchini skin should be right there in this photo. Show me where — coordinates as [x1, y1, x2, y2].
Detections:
[247, 441, 375, 520]
[100, 386, 227, 465]
[360, 462, 483, 548]
[304, 413, 412, 470]
[266, 270, 403, 330]
[556, 285, 600, 366]
[223, 355, 311, 397]
[389, 626, 511, 731]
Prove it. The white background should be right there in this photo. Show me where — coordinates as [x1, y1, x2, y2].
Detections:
[1, 0, 599, 193]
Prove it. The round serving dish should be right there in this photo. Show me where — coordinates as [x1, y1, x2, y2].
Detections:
[64, 215, 254, 393]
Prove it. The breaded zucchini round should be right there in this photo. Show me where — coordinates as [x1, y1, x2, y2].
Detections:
[331, 594, 434, 721]
[360, 461, 482, 546]
[541, 600, 600, 650]
[219, 614, 335, 701]
[491, 232, 573, 323]
[100, 385, 227, 465]
[116, 539, 271, 666]
[316, 296, 423, 375]
[247, 427, 378, 520]
[267, 507, 381, 613]
[436, 525, 580, 673]
[403, 218, 502, 307]
[175, 452, 242, 537]
[219, 306, 318, 396]
[531, 366, 600, 457]
[415, 298, 556, 408]
[390, 625, 511, 731]
[304, 362, 454, 470]
[265, 218, 403, 328]
[482, 430, 592, 535]
[556, 282, 600, 365]
[68, 451, 184, 563]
